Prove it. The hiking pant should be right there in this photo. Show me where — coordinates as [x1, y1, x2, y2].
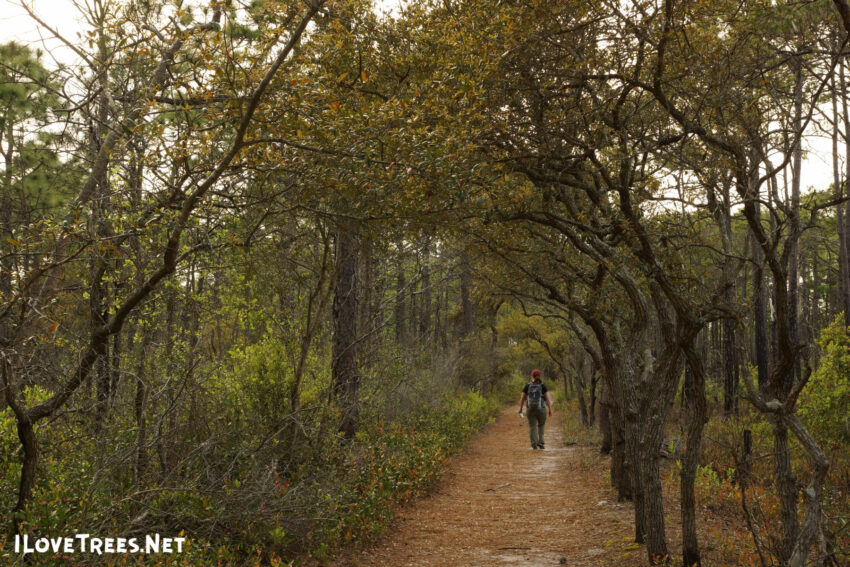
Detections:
[526, 406, 547, 447]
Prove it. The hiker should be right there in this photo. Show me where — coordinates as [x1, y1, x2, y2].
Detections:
[518, 369, 553, 450]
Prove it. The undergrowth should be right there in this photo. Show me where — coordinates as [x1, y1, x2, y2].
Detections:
[2, 375, 520, 566]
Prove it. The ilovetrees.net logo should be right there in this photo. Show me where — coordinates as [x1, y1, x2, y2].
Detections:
[13, 534, 186, 556]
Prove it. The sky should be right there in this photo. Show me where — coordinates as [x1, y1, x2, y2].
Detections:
[0, 0, 842, 193]
[0, 0, 85, 67]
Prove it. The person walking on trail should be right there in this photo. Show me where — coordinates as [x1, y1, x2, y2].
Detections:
[518, 369, 553, 450]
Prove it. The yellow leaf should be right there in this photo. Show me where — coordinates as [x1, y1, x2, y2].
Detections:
[361, 70, 368, 83]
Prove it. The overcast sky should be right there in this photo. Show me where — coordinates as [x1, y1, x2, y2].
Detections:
[1, 1, 85, 67]
[0, 0, 841, 193]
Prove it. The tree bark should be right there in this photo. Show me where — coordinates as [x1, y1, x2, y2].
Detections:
[599, 380, 612, 454]
[625, 414, 647, 544]
[332, 220, 360, 440]
[681, 341, 708, 567]
[811, 253, 819, 349]
[12, 418, 37, 537]
[722, 314, 738, 416]
[575, 357, 589, 426]
[773, 418, 799, 564]
[832, 65, 847, 331]
[92, 267, 110, 432]
[460, 251, 475, 336]
[419, 237, 431, 342]
[609, 404, 632, 499]
[752, 201, 770, 393]
[682, 361, 693, 415]
[787, 56, 803, 392]
[134, 326, 150, 488]
[840, 61, 850, 327]
[588, 370, 597, 427]
[358, 235, 373, 365]
[394, 241, 407, 344]
[2, 361, 37, 537]
[707, 173, 740, 417]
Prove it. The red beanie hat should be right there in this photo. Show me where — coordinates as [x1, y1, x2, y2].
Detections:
[531, 369, 541, 377]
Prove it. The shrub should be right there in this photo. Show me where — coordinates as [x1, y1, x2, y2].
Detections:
[228, 337, 297, 424]
[799, 314, 850, 445]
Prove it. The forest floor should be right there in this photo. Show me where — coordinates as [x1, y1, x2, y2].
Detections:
[334, 406, 744, 567]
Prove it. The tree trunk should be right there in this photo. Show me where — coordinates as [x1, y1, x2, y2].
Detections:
[831, 67, 847, 332]
[811, 253, 819, 351]
[91, 62, 112, 433]
[638, 320, 684, 563]
[12, 417, 37, 537]
[134, 328, 149, 488]
[740, 151, 807, 567]
[610, 404, 632, 500]
[0, 168, 12, 413]
[799, 256, 811, 370]
[441, 279, 449, 350]
[681, 342, 708, 567]
[625, 417, 647, 544]
[722, 314, 738, 417]
[840, 61, 850, 327]
[110, 328, 122, 410]
[640, 433, 667, 562]
[681, 361, 693, 415]
[786, 56, 803, 393]
[358, 235, 373, 366]
[433, 264, 443, 352]
[91, 188, 111, 433]
[394, 242, 407, 344]
[599, 380, 612, 454]
[774, 418, 799, 564]
[575, 363, 589, 427]
[3, 361, 37, 537]
[419, 238, 431, 342]
[588, 372, 597, 427]
[332, 221, 360, 440]
[157, 284, 177, 480]
[92, 267, 110, 431]
[708, 175, 740, 417]
[752, 201, 770, 393]
[460, 251, 475, 336]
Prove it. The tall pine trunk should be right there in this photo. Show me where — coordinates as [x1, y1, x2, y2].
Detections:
[394, 242, 407, 344]
[752, 201, 770, 393]
[840, 62, 850, 326]
[786, 56, 803, 392]
[419, 238, 431, 343]
[332, 221, 360, 441]
[460, 251, 475, 336]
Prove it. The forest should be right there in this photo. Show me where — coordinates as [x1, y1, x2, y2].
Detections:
[1, 0, 850, 565]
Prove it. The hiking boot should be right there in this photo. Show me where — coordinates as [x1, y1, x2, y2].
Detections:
[531, 445, 538, 450]
[538, 444, 545, 450]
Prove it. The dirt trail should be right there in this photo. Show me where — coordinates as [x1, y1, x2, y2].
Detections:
[346, 407, 645, 567]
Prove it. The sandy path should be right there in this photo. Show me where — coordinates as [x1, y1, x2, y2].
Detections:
[345, 407, 645, 567]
